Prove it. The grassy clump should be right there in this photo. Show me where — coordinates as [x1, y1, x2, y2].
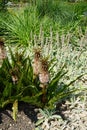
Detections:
[0, 1, 87, 45]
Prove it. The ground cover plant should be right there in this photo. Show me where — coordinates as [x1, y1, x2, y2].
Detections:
[0, 0, 87, 129]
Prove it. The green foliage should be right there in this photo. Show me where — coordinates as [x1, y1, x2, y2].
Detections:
[12, 99, 18, 121]
[1, 6, 40, 45]
[36, 0, 72, 23]
[35, 108, 62, 128]
[36, 0, 87, 25]
[0, 10, 9, 36]
[0, 0, 87, 121]
[0, 48, 33, 107]
[0, 1, 87, 46]
[0, 46, 84, 118]
[0, 0, 8, 10]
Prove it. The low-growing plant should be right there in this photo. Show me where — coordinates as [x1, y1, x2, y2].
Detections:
[35, 108, 62, 130]
[0, 45, 84, 120]
[1, 6, 40, 45]
[0, 46, 38, 120]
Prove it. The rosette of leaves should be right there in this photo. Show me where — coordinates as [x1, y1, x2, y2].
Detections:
[38, 62, 83, 109]
[0, 47, 84, 120]
[0, 47, 42, 120]
[19, 48, 84, 110]
[35, 108, 62, 129]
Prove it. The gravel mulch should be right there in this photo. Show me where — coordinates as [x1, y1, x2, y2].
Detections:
[36, 97, 87, 130]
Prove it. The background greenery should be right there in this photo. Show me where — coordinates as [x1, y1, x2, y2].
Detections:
[0, 0, 87, 44]
[0, 0, 87, 120]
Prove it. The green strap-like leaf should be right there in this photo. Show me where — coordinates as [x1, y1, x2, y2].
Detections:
[12, 100, 18, 121]
[21, 92, 43, 107]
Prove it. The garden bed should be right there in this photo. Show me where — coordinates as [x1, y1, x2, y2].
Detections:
[0, 96, 87, 130]
[0, 1, 87, 130]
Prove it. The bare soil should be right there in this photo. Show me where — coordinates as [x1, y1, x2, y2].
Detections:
[0, 98, 87, 130]
[0, 102, 38, 130]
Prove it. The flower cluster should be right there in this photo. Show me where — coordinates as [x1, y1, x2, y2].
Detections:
[32, 47, 50, 86]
